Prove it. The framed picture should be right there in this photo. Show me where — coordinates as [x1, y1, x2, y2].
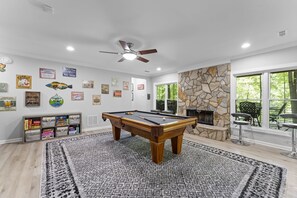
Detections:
[25, 91, 40, 107]
[0, 96, 16, 111]
[82, 80, 94, 88]
[123, 81, 129, 90]
[92, 95, 101, 105]
[62, 67, 76, 78]
[16, 75, 32, 89]
[39, 68, 56, 79]
[101, 84, 109, 94]
[49, 94, 64, 108]
[113, 90, 122, 97]
[111, 77, 118, 86]
[71, 91, 84, 101]
[0, 83, 8, 92]
[0, 63, 6, 72]
[137, 84, 144, 90]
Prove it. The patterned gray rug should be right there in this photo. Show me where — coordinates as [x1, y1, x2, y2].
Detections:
[41, 131, 286, 198]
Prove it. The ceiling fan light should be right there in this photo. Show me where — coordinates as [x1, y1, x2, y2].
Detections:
[123, 52, 137, 60]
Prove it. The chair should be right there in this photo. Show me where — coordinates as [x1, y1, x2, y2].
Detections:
[239, 101, 261, 127]
[270, 103, 287, 129]
[231, 113, 252, 146]
[279, 114, 297, 159]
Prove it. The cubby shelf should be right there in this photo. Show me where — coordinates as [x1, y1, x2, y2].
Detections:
[23, 112, 82, 143]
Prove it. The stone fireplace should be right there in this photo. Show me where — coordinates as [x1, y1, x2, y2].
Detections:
[178, 63, 231, 141]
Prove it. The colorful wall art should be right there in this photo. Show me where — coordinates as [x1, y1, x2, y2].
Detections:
[16, 75, 32, 89]
[0, 97, 16, 111]
[62, 67, 76, 77]
[39, 68, 56, 79]
[123, 81, 129, 90]
[0, 83, 8, 92]
[49, 94, 64, 107]
[113, 90, 122, 97]
[137, 84, 144, 90]
[25, 91, 40, 107]
[46, 81, 72, 90]
[101, 84, 109, 94]
[92, 95, 101, 105]
[71, 92, 84, 101]
[0, 63, 6, 72]
[82, 80, 94, 88]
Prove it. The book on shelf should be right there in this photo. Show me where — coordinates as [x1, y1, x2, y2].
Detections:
[69, 125, 80, 135]
[24, 119, 41, 130]
[42, 116, 56, 128]
[69, 114, 80, 125]
[41, 128, 55, 140]
[56, 127, 68, 137]
[56, 115, 68, 127]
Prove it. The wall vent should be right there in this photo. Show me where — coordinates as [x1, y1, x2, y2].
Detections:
[87, 115, 98, 127]
[278, 30, 287, 37]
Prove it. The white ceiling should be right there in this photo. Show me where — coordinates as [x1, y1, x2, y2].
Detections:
[0, 0, 297, 76]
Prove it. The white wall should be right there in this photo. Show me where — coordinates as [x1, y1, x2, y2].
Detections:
[230, 46, 297, 149]
[0, 53, 150, 142]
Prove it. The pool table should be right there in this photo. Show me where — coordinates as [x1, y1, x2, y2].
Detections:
[102, 110, 197, 164]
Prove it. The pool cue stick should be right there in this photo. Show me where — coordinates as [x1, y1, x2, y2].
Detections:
[136, 115, 160, 125]
[137, 114, 183, 120]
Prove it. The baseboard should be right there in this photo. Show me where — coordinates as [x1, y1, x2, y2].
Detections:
[0, 137, 23, 145]
[82, 125, 111, 133]
[230, 135, 291, 151]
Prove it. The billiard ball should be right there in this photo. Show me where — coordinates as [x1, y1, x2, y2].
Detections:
[163, 117, 166, 121]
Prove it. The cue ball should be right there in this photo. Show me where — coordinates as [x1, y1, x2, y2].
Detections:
[163, 117, 166, 121]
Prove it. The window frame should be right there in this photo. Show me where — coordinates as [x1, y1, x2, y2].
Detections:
[153, 81, 178, 112]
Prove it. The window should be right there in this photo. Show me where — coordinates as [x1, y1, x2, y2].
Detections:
[236, 74, 262, 127]
[269, 70, 297, 130]
[155, 83, 177, 113]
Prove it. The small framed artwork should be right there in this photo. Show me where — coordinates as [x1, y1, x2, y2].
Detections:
[82, 80, 94, 88]
[0, 63, 6, 72]
[71, 92, 84, 101]
[16, 75, 32, 89]
[39, 68, 56, 79]
[92, 95, 101, 105]
[123, 81, 129, 90]
[63, 67, 76, 78]
[113, 90, 122, 97]
[101, 84, 109, 94]
[0, 83, 8, 92]
[111, 77, 118, 86]
[0, 96, 16, 111]
[25, 91, 40, 107]
[137, 84, 144, 90]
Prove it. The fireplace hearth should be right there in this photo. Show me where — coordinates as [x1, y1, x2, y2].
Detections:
[186, 108, 214, 126]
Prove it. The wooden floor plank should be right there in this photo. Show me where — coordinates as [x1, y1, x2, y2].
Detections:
[0, 131, 296, 198]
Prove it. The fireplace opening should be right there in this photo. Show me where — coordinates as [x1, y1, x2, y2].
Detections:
[186, 108, 214, 126]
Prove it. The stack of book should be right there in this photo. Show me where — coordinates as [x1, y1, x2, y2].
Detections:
[24, 119, 41, 130]
[56, 115, 68, 127]
[56, 127, 68, 137]
[69, 114, 80, 125]
[42, 117, 56, 128]
[25, 129, 41, 142]
[41, 128, 55, 140]
[69, 126, 80, 135]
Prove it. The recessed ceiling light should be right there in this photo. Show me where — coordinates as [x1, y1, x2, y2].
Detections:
[156, 67, 162, 71]
[241, 42, 251, 49]
[66, 46, 75, 52]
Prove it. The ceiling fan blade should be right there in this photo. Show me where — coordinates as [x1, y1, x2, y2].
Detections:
[99, 51, 119, 55]
[118, 57, 125, 62]
[138, 49, 157, 55]
[119, 40, 130, 51]
[136, 56, 149, 63]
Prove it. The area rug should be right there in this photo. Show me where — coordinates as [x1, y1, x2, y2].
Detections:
[41, 131, 286, 198]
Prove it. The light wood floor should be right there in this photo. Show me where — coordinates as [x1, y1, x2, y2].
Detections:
[0, 130, 296, 198]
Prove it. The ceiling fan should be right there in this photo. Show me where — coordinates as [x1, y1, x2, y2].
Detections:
[99, 40, 157, 63]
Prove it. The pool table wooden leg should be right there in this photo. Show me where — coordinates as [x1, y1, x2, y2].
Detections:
[112, 126, 121, 140]
[171, 134, 183, 154]
[131, 133, 136, 137]
[150, 141, 165, 164]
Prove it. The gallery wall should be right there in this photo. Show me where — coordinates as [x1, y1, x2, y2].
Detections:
[0, 53, 151, 142]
